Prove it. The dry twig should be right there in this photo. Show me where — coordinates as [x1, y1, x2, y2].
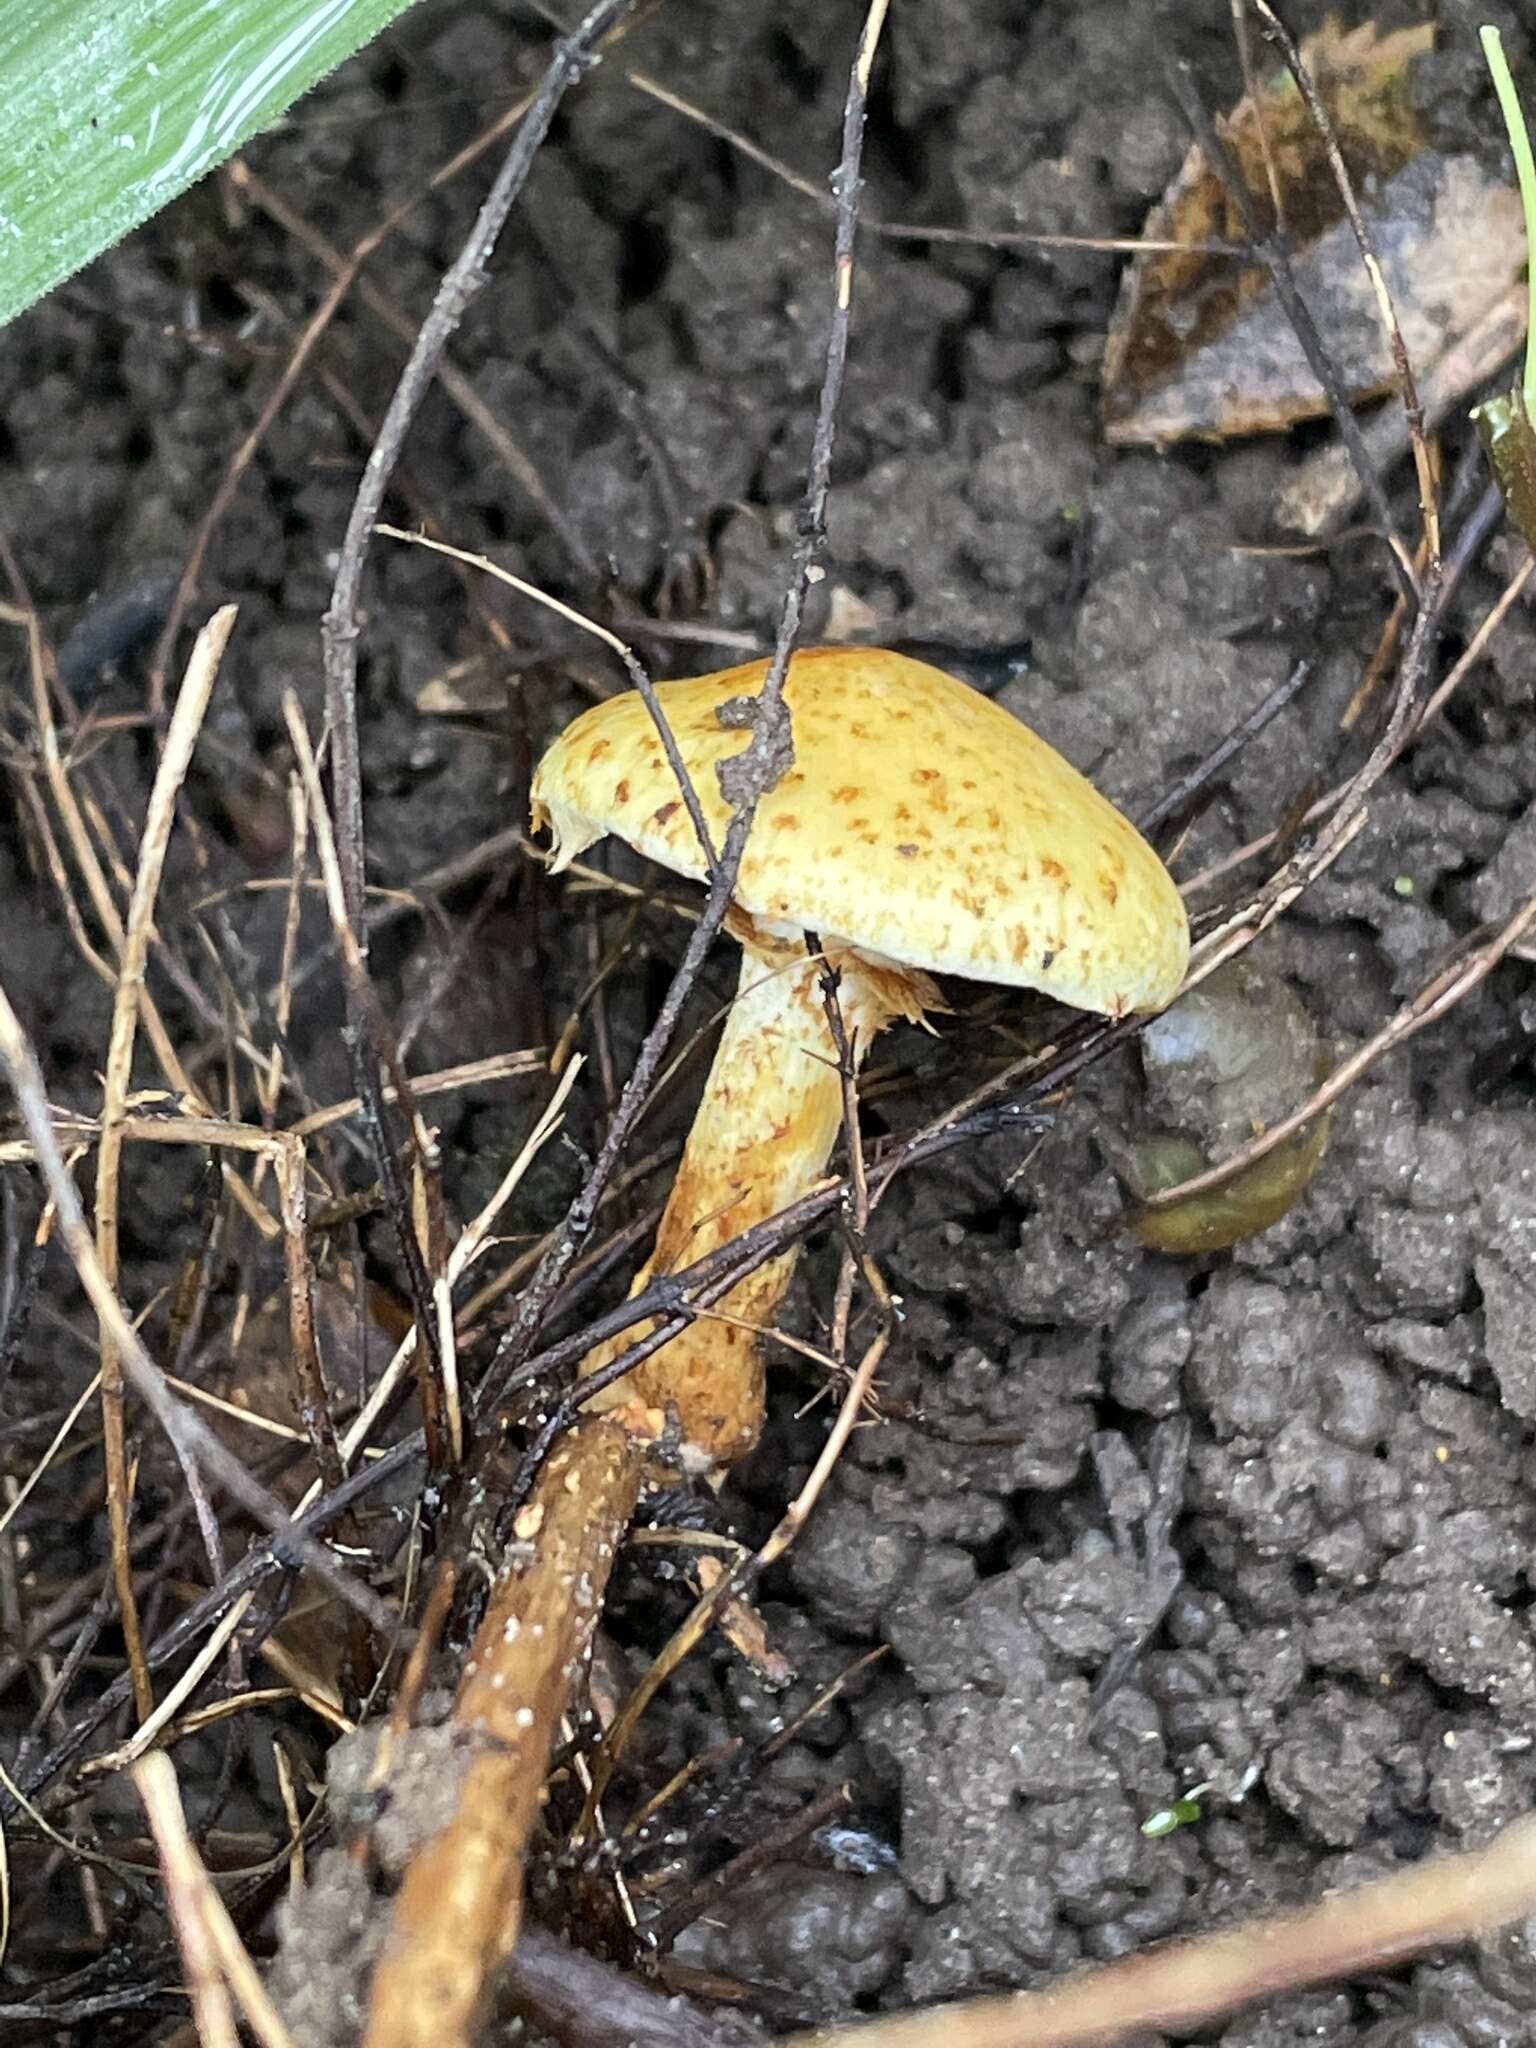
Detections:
[133, 1751, 299, 2048]
[95, 606, 234, 1715]
[793, 1817, 1536, 2048]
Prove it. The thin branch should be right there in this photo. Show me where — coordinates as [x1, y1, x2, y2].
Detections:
[320, 0, 638, 931]
[487, 0, 890, 1397]
[235, 164, 601, 585]
[311, 0, 638, 1495]
[282, 694, 451, 1473]
[375, 523, 718, 872]
[1142, 879, 1536, 1214]
[1165, 56, 1419, 602]
[1248, 0, 1440, 562]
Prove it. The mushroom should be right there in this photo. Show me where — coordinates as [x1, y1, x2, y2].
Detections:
[361, 649, 1190, 2047]
[532, 644, 1189, 1468]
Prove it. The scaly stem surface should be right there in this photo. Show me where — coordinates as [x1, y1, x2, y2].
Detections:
[364, 929, 916, 2044]
[581, 930, 904, 1466]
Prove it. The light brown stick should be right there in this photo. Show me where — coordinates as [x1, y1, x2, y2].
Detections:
[793, 1816, 1536, 2048]
[362, 1416, 643, 2048]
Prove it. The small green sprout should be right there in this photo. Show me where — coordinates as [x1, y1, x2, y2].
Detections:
[1141, 1782, 1210, 1839]
[1393, 874, 1416, 898]
[1482, 26, 1536, 426]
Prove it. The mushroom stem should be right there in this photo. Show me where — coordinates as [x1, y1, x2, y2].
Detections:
[362, 933, 920, 2046]
[582, 925, 920, 1468]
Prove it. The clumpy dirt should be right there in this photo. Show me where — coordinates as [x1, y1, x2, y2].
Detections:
[5, 0, 1536, 2042]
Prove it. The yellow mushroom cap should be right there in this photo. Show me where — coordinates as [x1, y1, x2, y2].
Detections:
[531, 646, 1189, 1016]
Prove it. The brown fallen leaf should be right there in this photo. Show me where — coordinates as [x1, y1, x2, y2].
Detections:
[1277, 278, 1526, 534]
[1103, 19, 1526, 445]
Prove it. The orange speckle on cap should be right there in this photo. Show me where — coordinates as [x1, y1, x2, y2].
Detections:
[530, 643, 1188, 1018]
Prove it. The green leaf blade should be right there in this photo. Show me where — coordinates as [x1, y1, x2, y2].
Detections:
[0, 0, 422, 329]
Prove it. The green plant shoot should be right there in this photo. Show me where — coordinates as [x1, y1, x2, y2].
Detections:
[1474, 26, 1536, 547]
[0, 0, 423, 332]
[1142, 1785, 1210, 1840]
[1483, 25, 1536, 420]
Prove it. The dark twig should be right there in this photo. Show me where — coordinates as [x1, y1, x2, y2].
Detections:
[485, 0, 890, 1406]
[1166, 57, 1419, 604]
[8, 1435, 424, 1813]
[312, 1, 639, 1484]
[1249, 0, 1440, 564]
[1135, 657, 1315, 841]
[321, 0, 637, 929]
[283, 694, 451, 1472]
[147, 67, 593, 710]
[0, 1174, 47, 1414]
[502, 1926, 767, 2048]
[645, 1781, 854, 1950]
[371, 523, 720, 876]
[235, 164, 603, 587]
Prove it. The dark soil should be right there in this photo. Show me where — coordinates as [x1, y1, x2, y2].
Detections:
[5, 1, 1536, 2043]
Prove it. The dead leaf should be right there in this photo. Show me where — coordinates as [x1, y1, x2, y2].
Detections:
[1103, 18, 1526, 444]
[1277, 279, 1526, 534]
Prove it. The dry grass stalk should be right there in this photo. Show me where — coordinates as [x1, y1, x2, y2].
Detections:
[794, 1815, 1536, 2048]
[13, 604, 205, 1107]
[282, 689, 455, 1472]
[133, 1751, 299, 2048]
[0, 988, 401, 1639]
[95, 605, 236, 1715]
[1144, 875, 1536, 1212]
[134, 1752, 239, 2048]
